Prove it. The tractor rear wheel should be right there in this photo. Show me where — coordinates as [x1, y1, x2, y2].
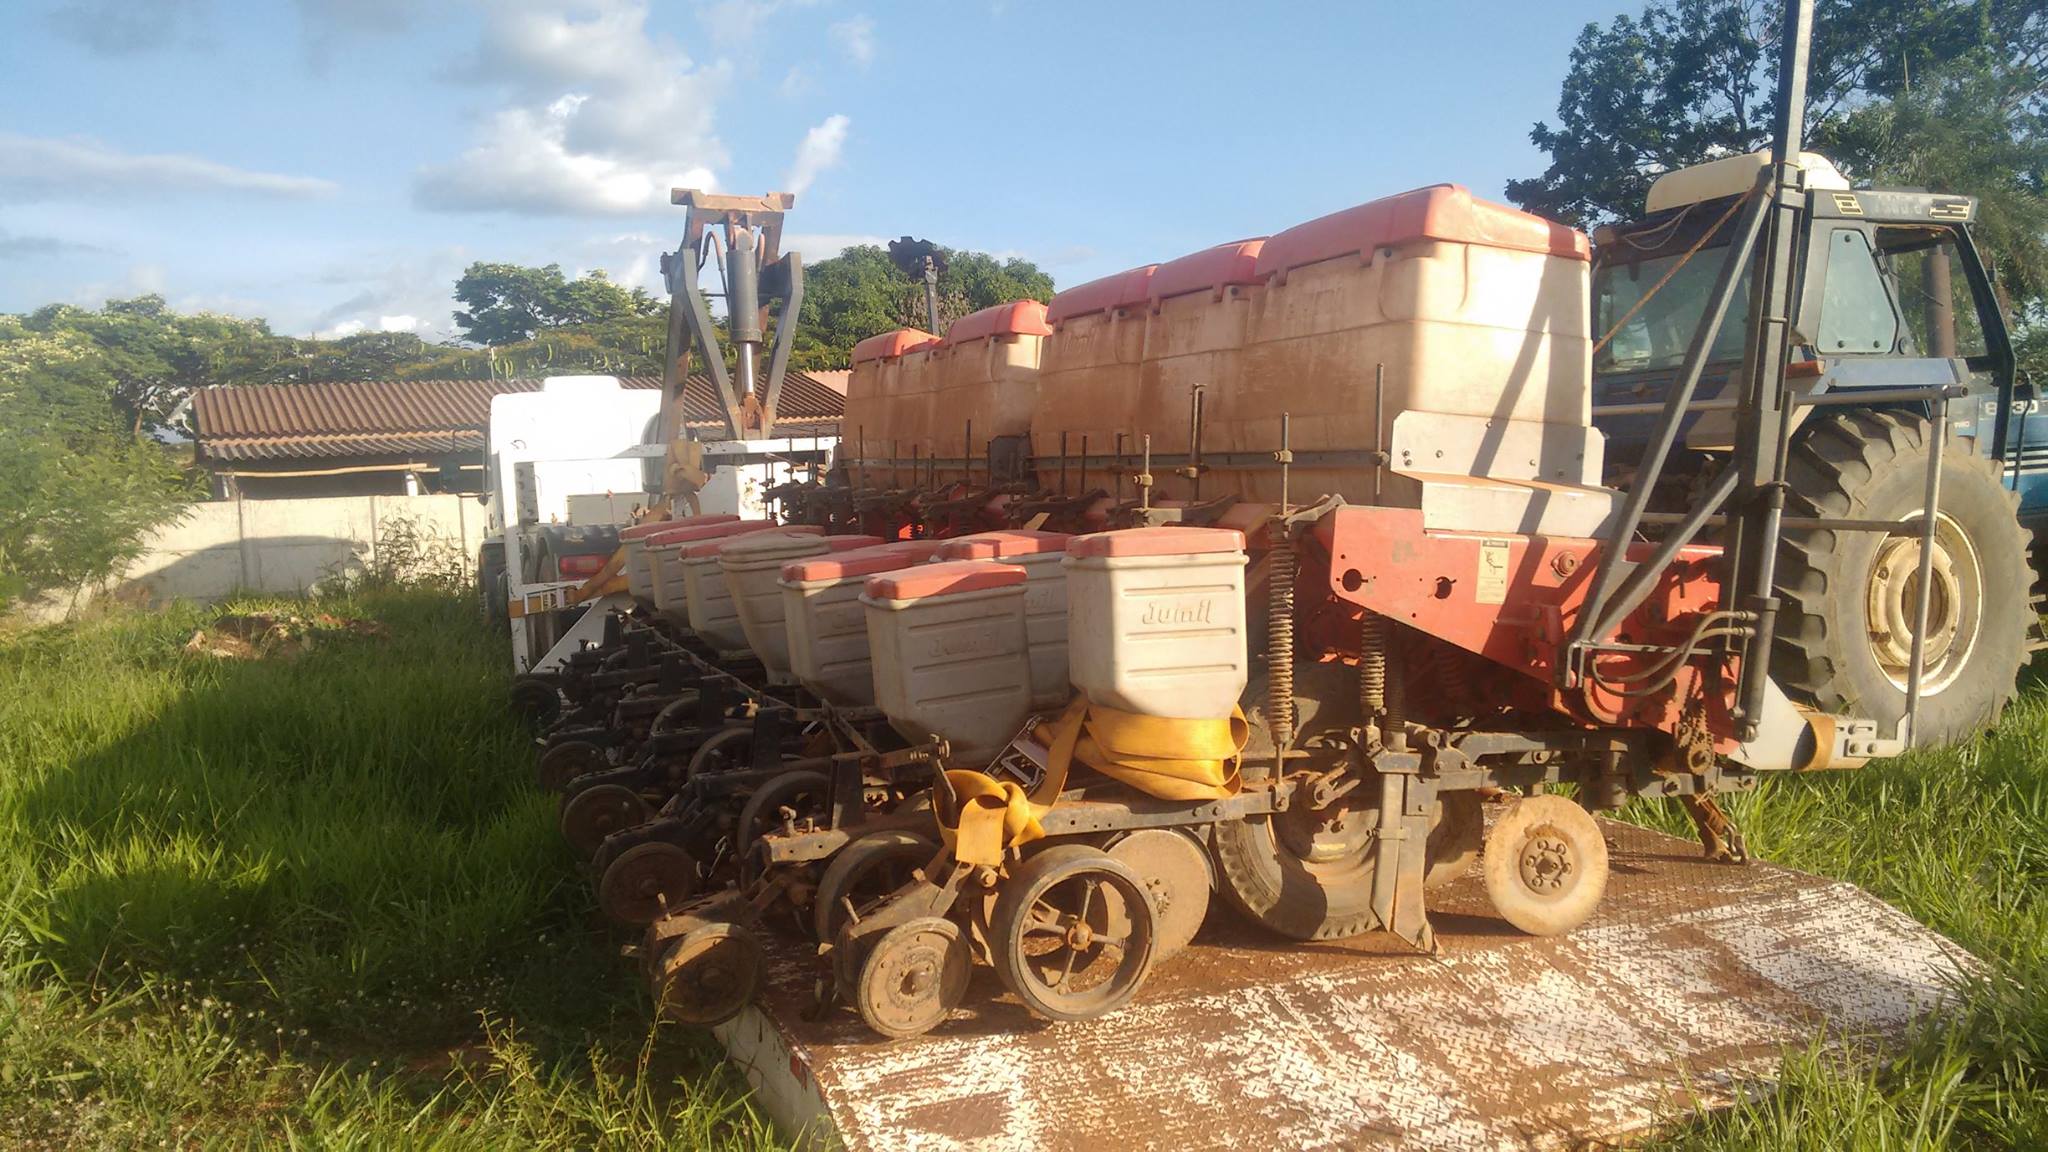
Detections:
[1775, 411, 2031, 747]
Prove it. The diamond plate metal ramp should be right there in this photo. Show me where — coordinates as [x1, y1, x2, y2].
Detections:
[712, 818, 1970, 1150]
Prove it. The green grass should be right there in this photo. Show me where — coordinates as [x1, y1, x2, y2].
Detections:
[0, 589, 2039, 1148]
[0, 589, 777, 1149]
[1634, 685, 2048, 1149]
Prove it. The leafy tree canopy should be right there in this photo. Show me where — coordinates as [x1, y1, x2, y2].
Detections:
[1509, 0, 2046, 321]
[788, 244, 1056, 371]
[452, 263, 662, 346]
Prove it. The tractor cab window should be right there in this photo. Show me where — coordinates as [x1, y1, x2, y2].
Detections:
[1593, 245, 1754, 374]
[1876, 227, 1990, 361]
[1814, 229, 1899, 354]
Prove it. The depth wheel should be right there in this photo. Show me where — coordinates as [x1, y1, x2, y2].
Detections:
[653, 920, 762, 1027]
[854, 917, 970, 1040]
[509, 676, 560, 726]
[559, 784, 652, 858]
[598, 841, 699, 926]
[1105, 829, 1211, 962]
[733, 770, 831, 883]
[683, 725, 754, 780]
[1212, 784, 1381, 941]
[536, 740, 606, 793]
[991, 845, 1156, 1022]
[1482, 794, 1608, 936]
[813, 829, 937, 944]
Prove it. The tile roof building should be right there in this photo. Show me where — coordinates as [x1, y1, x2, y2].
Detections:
[191, 374, 843, 498]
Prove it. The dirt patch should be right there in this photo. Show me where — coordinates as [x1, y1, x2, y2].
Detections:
[182, 612, 386, 660]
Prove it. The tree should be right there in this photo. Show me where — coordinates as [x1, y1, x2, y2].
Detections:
[0, 321, 195, 606]
[786, 244, 1056, 370]
[452, 263, 662, 346]
[1509, 3, 2042, 313]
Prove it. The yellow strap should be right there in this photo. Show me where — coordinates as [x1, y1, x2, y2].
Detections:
[568, 547, 630, 606]
[1046, 698, 1247, 802]
[936, 769, 1045, 867]
[932, 700, 1247, 866]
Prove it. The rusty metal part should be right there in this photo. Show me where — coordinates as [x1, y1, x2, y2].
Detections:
[599, 840, 701, 926]
[558, 783, 652, 858]
[734, 770, 831, 883]
[1105, 828, 1213, 963]
[1679, 793, 1751, 863]
[1358, 611, 1388, 729]
[853, 916, 971, 1040]
[991, 845, 1157, 1022]
[1482, 795, 1609, 936]
[812, 828, 939, 945]
[1425, 790, 1483, 890]
[653, 917, 764, 1027]
[1265, 530, 1298, 762]
[536, 739, 606, 793]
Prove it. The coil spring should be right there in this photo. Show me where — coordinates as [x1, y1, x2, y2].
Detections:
[1358, 611, 1387, 716]
[1266, 532, 1297, 751]
[1429, 640, 1470, 705]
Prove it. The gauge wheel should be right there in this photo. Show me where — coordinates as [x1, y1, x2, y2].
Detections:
[598, 841, 699, 926]
[1482, 794, 1608, 937]
[853, 916, 970, 1040]
[559, 783, 653, 858]
[653, 920, 762, 1027]
[536, 739, 606, 793]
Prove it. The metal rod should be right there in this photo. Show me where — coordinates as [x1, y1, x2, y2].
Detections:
[1189, 383, 1207, 502]
[1059, 430, 1069, 494]
[1795, 384, 1966, 409]
[1583, 467, 1741, 645]
[1568, 190, 1770, 659]
[1639, 511, 1938, 534]
[1114, 433, 1125, 502]
[1372, 364, 1385, 504]
[1079, 434, 1089, 496]
[1279, 413, 1292, 513]
[1903, 392, 1948, 745]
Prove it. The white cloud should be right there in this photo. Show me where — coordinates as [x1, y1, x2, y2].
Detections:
[784, 114, 849, 197]
[414, 0, 730, 216]
[416, 96, 717, 215]
[0, 133, 337, 203]
[323, 319, 368, 338]
[377, 314, 419, 332]
[831, 15, 875, 67]
[778, 66, 811, 100]
[304, 246, 473, 341]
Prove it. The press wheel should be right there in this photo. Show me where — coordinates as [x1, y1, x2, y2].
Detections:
[854, 916, 970, 1040]
[1482, 794, 1608, 936]
[733, 770, 831, 883]
[991, 845, 1156, 1022]
[509, 676, 561, 726]
[559, 784, 652, 858]
[1105, 829, 1211, 962]
[653, 920, 763, 1027]
[598, 841, 699, 926]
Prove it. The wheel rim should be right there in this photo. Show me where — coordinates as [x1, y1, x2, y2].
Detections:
[599, 842, 699, 925]
[560, 785, 651, 857]
[1864, 510, 1982, 696]
[1002, 861, 1154, 1019]
[814, 832, 935, 944]
[1482, 795, 1609, 937]
[537, 741, 604, 792]
[1512, 821, 1583, 904]
[656, 922, 761, 1026]
[856, 918, 968, 1039]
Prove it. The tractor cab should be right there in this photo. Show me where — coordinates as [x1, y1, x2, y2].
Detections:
[1592, 150, 2020, 484]
[1588, 149, 2035, 749]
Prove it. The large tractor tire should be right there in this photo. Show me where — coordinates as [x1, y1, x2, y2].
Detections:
[1774, 410, 2031, 747]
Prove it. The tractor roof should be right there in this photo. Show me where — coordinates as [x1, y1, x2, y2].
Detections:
[1645, 150, 1850, 214]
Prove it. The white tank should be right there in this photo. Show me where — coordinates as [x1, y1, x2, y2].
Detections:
[862, 560, 1033, 762]
[722, 533, 884, 684]
[681, 526, 823, 653]
[782, 540, 946, 706]
[1063, 527, 1249, 719]
[641, 519, 780, 626]
[933, 530, 1075, 708]
[621, 515, 739, 603]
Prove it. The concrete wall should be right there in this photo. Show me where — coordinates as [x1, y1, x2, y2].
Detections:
[31, 494, 488, 621]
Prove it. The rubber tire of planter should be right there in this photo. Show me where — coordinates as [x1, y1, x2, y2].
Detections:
[1774, 411, 2031, 747]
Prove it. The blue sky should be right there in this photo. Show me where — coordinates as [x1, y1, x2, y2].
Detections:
[0, 0, 1632, 341]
